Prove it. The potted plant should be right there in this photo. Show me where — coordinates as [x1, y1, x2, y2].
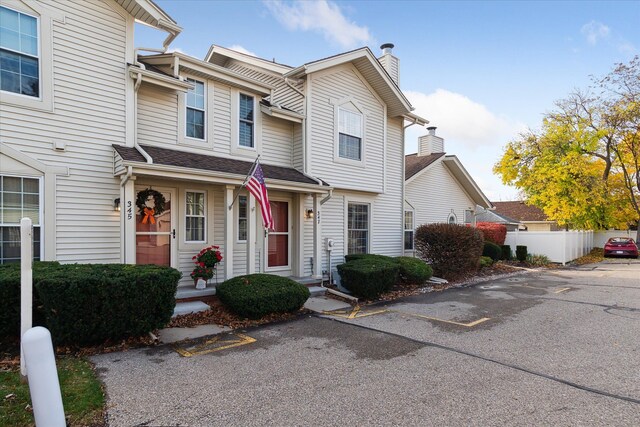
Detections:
[190, 245, 223, 289]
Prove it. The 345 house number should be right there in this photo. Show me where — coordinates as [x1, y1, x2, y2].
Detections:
[127, 200, 133, 220]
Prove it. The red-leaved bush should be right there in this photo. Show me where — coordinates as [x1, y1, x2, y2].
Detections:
[476, 222, 507, 245]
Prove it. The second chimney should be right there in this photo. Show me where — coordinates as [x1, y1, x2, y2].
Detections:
[418, 127, 445, 156]
[378, 43, 399, 87]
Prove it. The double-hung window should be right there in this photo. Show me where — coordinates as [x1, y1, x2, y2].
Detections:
[338, 108, 362, 161]
[0, 6, 39, 97]
[186, 78, 205, 139]
[238, 195, 247, 241]
[185, 191, 205, 242]
[347, 203, 369, 254]
[404, 210, 414, 251]
[1, 176, 40, 264]
[239, 94, 254, 147]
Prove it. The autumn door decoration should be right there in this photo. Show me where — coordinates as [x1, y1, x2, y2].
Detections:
[136, 188, 166, 224]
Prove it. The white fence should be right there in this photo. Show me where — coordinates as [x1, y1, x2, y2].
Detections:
[593, 230, 637, 247]
[504, 230, 594, 264]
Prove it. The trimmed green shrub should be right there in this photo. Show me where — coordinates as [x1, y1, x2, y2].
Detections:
[476, 222, 507, 245]
[217, 274, 310, 319]
[516, 245, 528, 262]
[415, 223, 484, 280]
[395, 256, 433, 285]
[337, 258, 400, 299]
[35, 264, 180, 345]
[479, 256, 493, 268]
[0, 261, 60, 339]
[482, 241, 502, 262]
[344, 253, 394, 263]
[501, 245, 512, 261]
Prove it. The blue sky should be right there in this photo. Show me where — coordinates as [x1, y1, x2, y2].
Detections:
[138, 0, 640, 200]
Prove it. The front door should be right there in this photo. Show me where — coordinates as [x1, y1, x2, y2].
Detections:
[266, 200, 291, 271]
[135, 186, 176, 267]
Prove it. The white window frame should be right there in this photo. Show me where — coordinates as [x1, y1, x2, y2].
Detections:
[185, 78, 206, 141]
[404, 210, 414, 251]
[184, 190, 206, 243]
[346, 201, 371, 255]
[238, 92, 255, 148]
[0, 2, 57, 112]
[230, 89, 261, 157]
[332, 97, 366, 167]
[0, 174, 43, 264]
[448, 212, 457, 224]
[0, 5, 40, 98]
[237, 194, 247, 243]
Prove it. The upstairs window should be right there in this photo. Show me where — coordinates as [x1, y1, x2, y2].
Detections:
[338, 108, 362, 161]
[0, 6, 39, 97]
[186, 78, 205, 139]
[239, 93, 254, 147]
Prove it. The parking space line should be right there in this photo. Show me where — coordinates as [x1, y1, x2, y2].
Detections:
[554, 287, 571, 294]
[173, 333, 256, 357]
[323, 306, 389, 319]
[395, 312, 491, 327]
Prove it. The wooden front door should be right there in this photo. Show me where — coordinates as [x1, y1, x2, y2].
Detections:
[135, 187, 176, 267]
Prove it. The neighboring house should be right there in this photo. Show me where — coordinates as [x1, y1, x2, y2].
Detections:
[489, 201, 560, 231]
[474, 209, 523, 231]
[1, 1, 426, 297]
[403, 127, 492, 255]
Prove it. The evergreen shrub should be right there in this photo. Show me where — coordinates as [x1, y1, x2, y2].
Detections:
[483, 241, 502, 262]
[337, 258, 399, 299]
[516, 245, 528, 262]
[501, 245, 512, 261]
[217, 274, 310, 319]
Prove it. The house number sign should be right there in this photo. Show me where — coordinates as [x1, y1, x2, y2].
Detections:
[126, 200, 133, 221]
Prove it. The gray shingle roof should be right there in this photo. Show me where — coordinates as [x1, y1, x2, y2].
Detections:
[405, 152, 446, 180]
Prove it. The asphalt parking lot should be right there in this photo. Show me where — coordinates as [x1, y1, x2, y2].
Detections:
[92, 258, 640, 426]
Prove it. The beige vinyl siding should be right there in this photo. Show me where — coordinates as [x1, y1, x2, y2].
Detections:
[303, 195, 314, 276]
[0, 0, 128, 263]
[308, 66, 385, 193]
[226, 61, 304, 114]
[137, 84, 178, 146]
[405, 159, 476, 227]
[260, 115, 293, 166]
[212, 83, 232, 154]
[292, 123, 303, 171]
[320, 192, 345, 277]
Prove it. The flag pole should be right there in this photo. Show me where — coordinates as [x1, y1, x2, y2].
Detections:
[228, 155, 260, 210]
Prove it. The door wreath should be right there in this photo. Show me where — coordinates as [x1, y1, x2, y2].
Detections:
[136, 188, 166, 224]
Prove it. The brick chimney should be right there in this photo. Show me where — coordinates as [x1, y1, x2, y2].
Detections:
[418, 127, 445, 156]
[378, 43, 399, 86]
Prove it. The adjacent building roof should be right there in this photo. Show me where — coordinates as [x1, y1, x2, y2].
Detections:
[113, 144, 328, 187]
[405, 152, 445, 180]
[491, 201, 551, 222]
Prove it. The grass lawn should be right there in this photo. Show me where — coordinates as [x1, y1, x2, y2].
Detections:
[0, 357, 105, 427]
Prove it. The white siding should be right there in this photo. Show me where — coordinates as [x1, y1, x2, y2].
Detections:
[137, 84, 178, 146]
[308, 66, 385, 193]
[260, 115, 293, 166]
[292, 123, 303, 171]
[0, 0, 128, 263]
[405, 159, 476, 227]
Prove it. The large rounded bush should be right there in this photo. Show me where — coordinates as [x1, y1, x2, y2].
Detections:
[415, 223, 484, 279]
[217, 274, 310, 319]
[394, 256, 433, 285]
[482, 241, 502, 262]
[337, 258, 399, 299]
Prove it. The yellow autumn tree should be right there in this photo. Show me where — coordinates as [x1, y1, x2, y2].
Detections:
[494, 56, 640, 237]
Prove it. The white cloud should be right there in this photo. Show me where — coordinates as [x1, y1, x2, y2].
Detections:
[404, 89, 526, 201]
[229, 45, 257, 57]
[263, 0, 372, 49]
[580, 20, 610, 45]
[405, 89, 525, 149]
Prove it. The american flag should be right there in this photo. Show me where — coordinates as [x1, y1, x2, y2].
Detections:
[246, 163, 274, 230]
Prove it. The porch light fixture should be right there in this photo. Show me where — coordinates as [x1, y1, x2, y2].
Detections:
[114, 198, 121, 212]
[305, 209, 314, 219]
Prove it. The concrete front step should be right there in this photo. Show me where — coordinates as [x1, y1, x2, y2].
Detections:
[307, 286, 326, 297]
[175, 286, 216, 300]
[172, 301, 211, 318]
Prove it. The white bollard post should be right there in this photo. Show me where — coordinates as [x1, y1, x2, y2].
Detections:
[22, 327, 66, 427]
[20, 217, 33, 378]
